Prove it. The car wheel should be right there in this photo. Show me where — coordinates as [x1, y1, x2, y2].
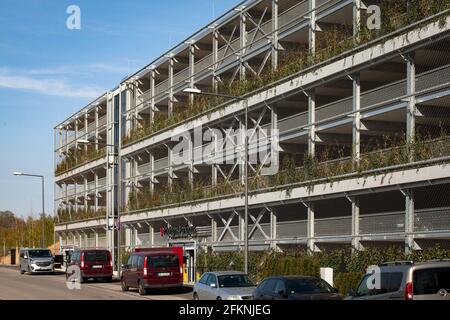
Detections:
[121, 278, 129, 291]
[193, 293, 199, 300]
[138, 281, 147, 296]
[216, 297, 222, 300]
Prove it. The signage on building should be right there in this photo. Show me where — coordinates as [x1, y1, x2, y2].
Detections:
[160, 225, 197, 239]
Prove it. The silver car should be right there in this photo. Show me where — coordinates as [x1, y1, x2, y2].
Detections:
[19, 248, 55, 275]
[193, 271, 255, 300]
[346, 260, 450, 300]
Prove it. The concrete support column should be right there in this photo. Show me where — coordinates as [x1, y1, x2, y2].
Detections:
[74, 181, 78, 213]
[271, 0, 279, 70]
[308, 91, 316, 156]
[353, 73, 361, 164]
[406, 53, 416, 162]
[79, 233, 82, 249]
[351, 197, 362, 251]
[167, 144, 173, 189]
[95, 106, 99, 151]
[168, 56, 174, 117]
[212, 27, 219, 92]
[306, 203, 318, 253]
[84, 175, 88, 209]
[270, 208, 278, 251]
[405, 189, 418, 254]
[211, 130, 218, 187]
[149, 68, 156, 125]
[308, 0, 317, 55]
[188, 42, 195, 106]
[239, 116, 246, 186]
[149, 224, 154, 247]
[95, 232, 99, 248]
[238, 211, 245, 247]
[211, 217, 217, 243]
[84, 113, 88, 154]
[94, 172, 98, 211]
[65, 125, 69, 155]
[84, 233, 88, 249]
[353, 0, 362, 43]
[149, 150, 155, 195]
[133, 227, 138, 249]
[73, 234, 77, 248]
[188, 133, 194, 189]
[239, 8, 247, 80]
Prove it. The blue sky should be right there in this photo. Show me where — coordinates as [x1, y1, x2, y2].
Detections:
[0, 0, 241, 218]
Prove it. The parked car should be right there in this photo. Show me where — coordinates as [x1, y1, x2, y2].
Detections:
[66, 249, 113, 283]
[253, 276, 342, 300]
[346, 260, 450, 300]
[193, 271, 255, 300]
[121, 251, 183, 295]
[19, 248, 54, 275]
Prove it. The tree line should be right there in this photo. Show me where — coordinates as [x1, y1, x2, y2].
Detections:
[0, 210, 54, 256]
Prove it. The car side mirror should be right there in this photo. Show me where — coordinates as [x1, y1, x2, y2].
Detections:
[348, 288, 355, 297]
[210, 283, 217, 288]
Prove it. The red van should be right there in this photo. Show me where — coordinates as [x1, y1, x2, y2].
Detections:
[66, 249, 113, 283]
[120, 251, 183, 295]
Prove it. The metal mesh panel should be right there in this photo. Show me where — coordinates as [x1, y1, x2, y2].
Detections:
[278, 112, 309, 133]
[316, 98, 352, 122]
[278, 1, 308, 30]
[173, 67, 190, 87]
[416, 64, 450, 92]
[414, 207, 450, 232]
[314, 216, 351, 236]
[194, 54, 213, 76]
[154, 79, 168, 98]
[361, 80, 407, 109]
[359, 212, 405, 235]
[277, 220, 307, 238]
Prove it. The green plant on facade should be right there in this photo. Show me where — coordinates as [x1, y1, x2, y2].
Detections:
[55, 147, 106, 176]
[56, 207, 106, 224]
[122, 0, 450, 147]
[196, 246, 450, 294]
[123, 131, 450, 215]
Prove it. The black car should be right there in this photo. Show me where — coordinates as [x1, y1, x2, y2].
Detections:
[253, 276, 343, 300]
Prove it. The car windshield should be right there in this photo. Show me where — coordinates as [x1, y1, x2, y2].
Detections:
[147, 254, 179, 268]
[28, 250, 52, 258]
[84, 251, 109, 262]
[286, 278, 334, 294]
[217, 274, 254, 288]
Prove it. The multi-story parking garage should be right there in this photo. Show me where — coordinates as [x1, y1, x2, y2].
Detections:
[54, 0, 450, 282]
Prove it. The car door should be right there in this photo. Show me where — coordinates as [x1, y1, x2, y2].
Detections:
[205, 274, 219, 300]
[273, 279, 288, 300]
[122, 255, 134, 287]
[262, 279, 277, 300]
[196, 273, 210, 300]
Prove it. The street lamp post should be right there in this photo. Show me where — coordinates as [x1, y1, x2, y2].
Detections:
[13, 172, 45, 248]
[183, 88, 249, 274]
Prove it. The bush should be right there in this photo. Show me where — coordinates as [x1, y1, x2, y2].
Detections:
[196, 246, 450, 294]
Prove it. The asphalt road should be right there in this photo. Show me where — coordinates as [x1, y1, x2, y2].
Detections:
[0, 266, 193, 300]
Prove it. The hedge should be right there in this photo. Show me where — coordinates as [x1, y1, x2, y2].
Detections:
[196, 246, 450, 294]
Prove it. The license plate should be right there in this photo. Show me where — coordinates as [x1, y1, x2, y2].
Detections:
[158, 272, 170, 277]
[92, 265, 103, 269]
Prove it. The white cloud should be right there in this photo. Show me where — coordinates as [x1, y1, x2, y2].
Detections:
[0, 71, 102, 99]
